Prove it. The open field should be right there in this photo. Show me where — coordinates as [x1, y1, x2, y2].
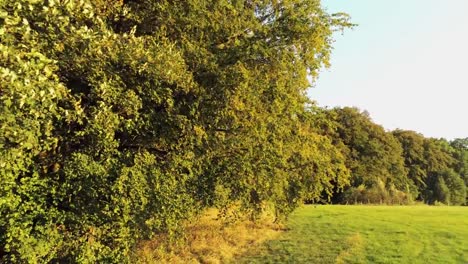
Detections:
[235, 205, 468, 264]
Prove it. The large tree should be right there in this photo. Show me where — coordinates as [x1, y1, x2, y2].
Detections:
[393, 131, 466, 204]
[322, 107, 411, 203]
[422, 138, 463, 204]
[392, 130, 429, 199]
[0, 0, 351, 262]
[450, 138, 468, 186]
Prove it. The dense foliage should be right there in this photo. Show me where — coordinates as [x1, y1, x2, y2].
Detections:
[323, 107, 411, 204]
[0, 0, 352, 262]
[315, 107, 467, 206]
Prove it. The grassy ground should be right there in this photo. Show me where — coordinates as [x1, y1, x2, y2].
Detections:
[235, 205, 468, 264]
[135, 209, 282, 263]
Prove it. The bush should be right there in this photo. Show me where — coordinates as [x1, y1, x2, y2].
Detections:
[341, 181, 412, 205]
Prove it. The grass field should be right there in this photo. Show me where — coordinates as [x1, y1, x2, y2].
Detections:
[235, 205, 468, 264]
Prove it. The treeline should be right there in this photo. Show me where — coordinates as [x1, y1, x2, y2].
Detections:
[0, 0, 353, 262]
[315, 107, 467, 206]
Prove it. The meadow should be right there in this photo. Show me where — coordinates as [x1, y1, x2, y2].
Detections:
[236, 205, 468, 264]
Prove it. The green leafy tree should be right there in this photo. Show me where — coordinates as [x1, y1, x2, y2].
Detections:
[431, 169, 466, 205]
[393, 132, 466, 204]
[1, 0, 352, 262]
[450, 138, 468, 204]
[1, 0, 208, 261]
[114, 0, 352, 217]
[450, 138, 468, 183]
[392, 130, 429, 199]
[420, 138, 457, 203]
[322, 107, 411, 204]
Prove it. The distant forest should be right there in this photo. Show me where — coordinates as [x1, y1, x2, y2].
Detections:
[313, 107, 467, 206]
[0, 0, 466, 262]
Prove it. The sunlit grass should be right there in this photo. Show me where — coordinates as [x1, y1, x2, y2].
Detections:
[134, 209, 282, 263]
[236, 205, 468, 263]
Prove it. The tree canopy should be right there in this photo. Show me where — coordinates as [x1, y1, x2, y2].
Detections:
[0, 0, 352, 262]
[315, 108, 467, 206]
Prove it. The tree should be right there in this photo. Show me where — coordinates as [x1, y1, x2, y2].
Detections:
[450, 138, 468, 184]
[420, 138, 457, 203]
[2, 0, 201, 261]
[450, 138, 468, 204]
[322, 107, 411, 204]
[393, 131, 467, 205]
[1, 0, 352, 262]
[431, 169, 466, 205]
[392, 130, 429, 199]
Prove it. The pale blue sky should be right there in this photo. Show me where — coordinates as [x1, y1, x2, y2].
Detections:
[309, 0, 468, 140]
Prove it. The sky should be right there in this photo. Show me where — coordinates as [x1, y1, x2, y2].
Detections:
[309, 0, 468, 140]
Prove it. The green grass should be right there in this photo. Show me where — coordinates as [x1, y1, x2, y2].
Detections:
[235, 205, 468, 264]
